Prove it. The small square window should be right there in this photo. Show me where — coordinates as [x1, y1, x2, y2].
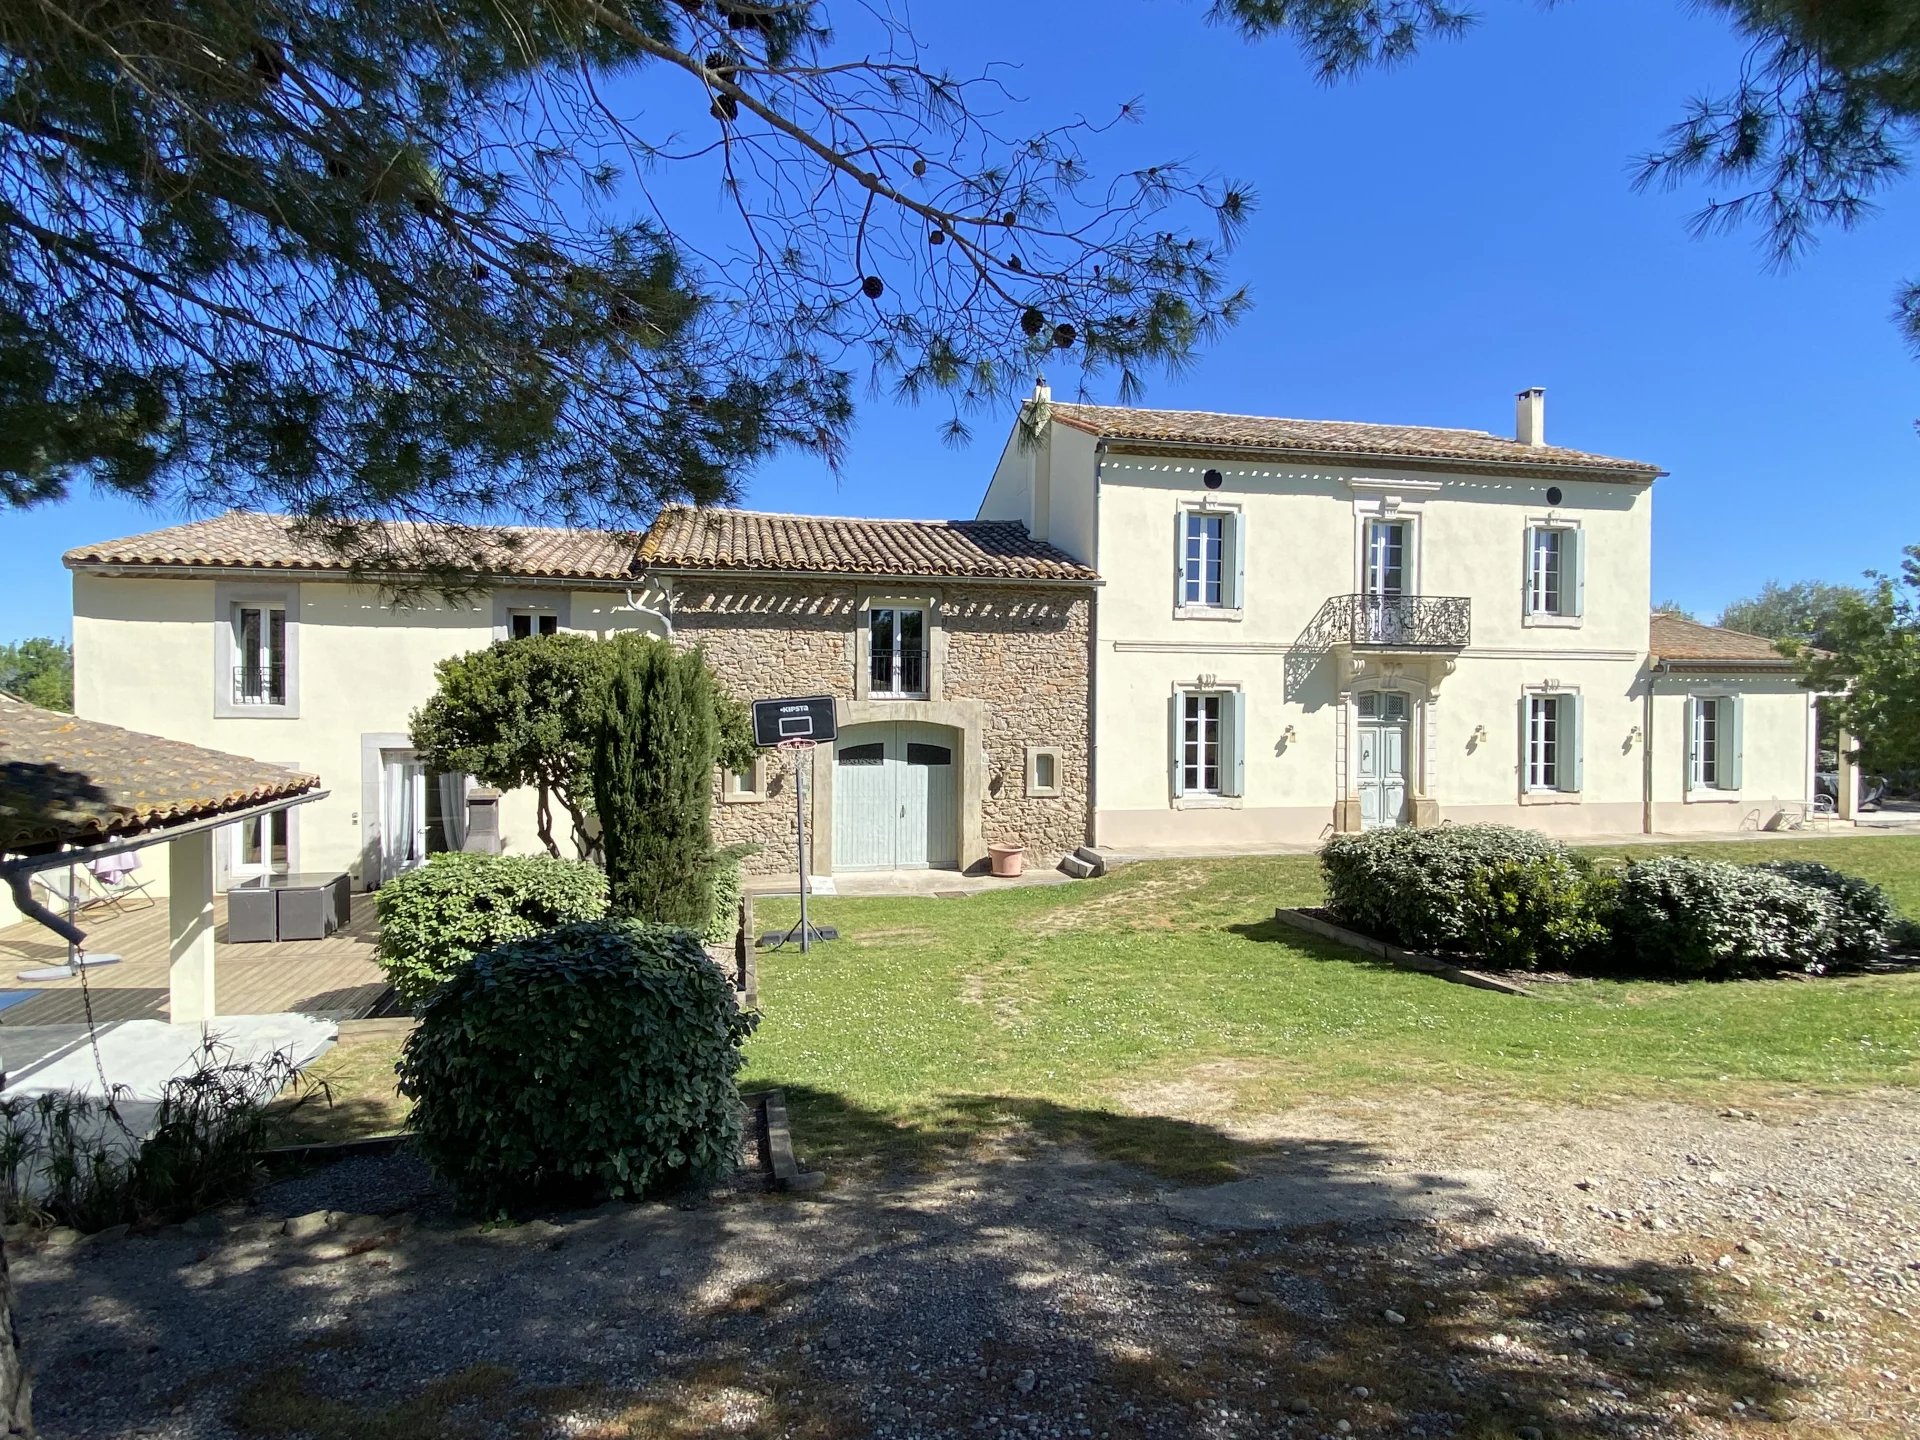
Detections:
[721, 756, 767, 804]
[509, 610, 558, 640]
[1025, 745, 1063, 798]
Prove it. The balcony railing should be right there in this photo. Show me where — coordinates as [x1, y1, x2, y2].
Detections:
[870, 647, 930, 697]
[233, 663, 288, 706]
[1303, 594, 1471, 651]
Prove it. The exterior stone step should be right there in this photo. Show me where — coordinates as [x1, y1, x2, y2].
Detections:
[1057, 854, 1097, 879]
[1071, 846, 1108, 877]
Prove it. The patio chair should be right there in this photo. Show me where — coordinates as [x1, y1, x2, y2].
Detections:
[28, 865, 113, 918]
[85, 853, 156, 913]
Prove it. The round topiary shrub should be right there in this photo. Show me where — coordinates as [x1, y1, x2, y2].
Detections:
[374, 852, 608, 1007]
[396, 919, 756, 1212]
[1609, 855, 1838, 978]
[1747, 860, 1896, 964]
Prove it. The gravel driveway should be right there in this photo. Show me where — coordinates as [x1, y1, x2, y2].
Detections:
[14, 1088, 1919, 1440]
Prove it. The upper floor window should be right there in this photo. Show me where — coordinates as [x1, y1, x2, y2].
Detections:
[1364, 518, 1408, 598]
[1524, 523, 1584, 621]
[869, 606, 927, 697]
[1524, 692, 1583, 793]
[1688, 694, 1743, 791]
[1177, 506, 1243, 613]
[1169, 689, 1246, 798]
[508, 608, 558, 640]
[232, 601, 288, 706]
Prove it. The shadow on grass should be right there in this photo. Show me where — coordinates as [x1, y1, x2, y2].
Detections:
[1226, 914, 1416, 977]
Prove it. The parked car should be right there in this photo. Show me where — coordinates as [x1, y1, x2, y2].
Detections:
[1816, 771, 1889, 810]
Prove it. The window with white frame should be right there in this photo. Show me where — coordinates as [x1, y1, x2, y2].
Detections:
[1177, 507, 1242, 611]
[232, 599, 288, 706]
[869, 606, 928, 696]
[232, 807, 291, 878]
[1524, 692, 1583, 793]
[1364, 518, 1408, 598]
[1524, 523, 1583, 620]
[1170, 690, 1246, 798]
[1688, 694, 1743, 791]
[507, 608, 558, 640]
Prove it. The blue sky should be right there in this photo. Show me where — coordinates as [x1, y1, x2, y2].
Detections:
[5, 0, 1916, 642]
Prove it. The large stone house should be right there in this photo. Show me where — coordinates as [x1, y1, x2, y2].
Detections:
[977, 382, 1826, 845]
[56, 508, 1095, 902]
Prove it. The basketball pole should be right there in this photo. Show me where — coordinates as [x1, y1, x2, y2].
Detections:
[795, 743, 812, 954]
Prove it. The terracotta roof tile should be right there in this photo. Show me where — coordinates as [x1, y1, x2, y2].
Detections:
[0, 695, 319, 854]
[637, 508, 1098, 582]
[1048, 402, 1662, 479]
[64, 511, 639, 581]
[1649, 613, 1797, 668]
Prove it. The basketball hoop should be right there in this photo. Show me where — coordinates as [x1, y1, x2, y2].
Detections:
[776, 737, 817, 752]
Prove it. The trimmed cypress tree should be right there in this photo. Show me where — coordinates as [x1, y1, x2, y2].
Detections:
[593, 638, 721, 927]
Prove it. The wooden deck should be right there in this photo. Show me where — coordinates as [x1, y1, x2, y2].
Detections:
[0, 893, 392, 1027]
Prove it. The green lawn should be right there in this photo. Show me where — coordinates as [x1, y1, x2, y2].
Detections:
[745, 837, 1920, 1178]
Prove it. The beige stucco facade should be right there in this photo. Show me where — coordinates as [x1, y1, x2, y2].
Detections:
[67, 571, 671, 900]
[977, 394, 1819, 846]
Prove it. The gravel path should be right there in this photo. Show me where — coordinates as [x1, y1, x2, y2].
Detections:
[13, 1089, 1919, 1440]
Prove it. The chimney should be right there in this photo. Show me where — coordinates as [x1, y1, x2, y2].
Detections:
[1516, 386, 1545, 447]
[1032, 374, 1052, 407]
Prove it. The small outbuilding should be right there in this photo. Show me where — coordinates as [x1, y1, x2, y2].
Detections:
[0, 694, 323, 1023]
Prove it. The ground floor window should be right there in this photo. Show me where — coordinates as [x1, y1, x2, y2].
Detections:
[1689, 694, 1743, 791]
[1524, 692, 1582, 793]
[1171, 690, 1245, 798]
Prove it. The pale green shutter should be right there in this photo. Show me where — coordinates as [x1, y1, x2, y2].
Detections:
[1519, 694, 1533, 788]
[1522, 526, 1537, 615]
[1568, 528, 1586, 618]
[1225, 690, 1247, 796]
[1174, 509, 1187, 608]
[1169, 693, 1186, 798]
[1229, 512, 1246, 610]
[1684, 696, 1699, 791]
[1561, 694, 1584, 792]
[1723, 695, 1745, 791]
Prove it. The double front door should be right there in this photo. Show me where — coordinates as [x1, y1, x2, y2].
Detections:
[379, 751, 466, 883]
[1356, 692, 1410, 829]
[832, 721, 959, 871]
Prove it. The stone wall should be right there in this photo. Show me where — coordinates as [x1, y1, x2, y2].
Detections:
[672, 578, 1091, 874]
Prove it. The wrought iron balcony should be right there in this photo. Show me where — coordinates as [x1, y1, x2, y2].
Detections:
[1302, 594, 1471, 651]
[869, 647, 930, 698]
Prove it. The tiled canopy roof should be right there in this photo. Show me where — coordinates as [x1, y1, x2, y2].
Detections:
[64, 511, 639, 581]
[637, 507, 1099, 582]
[1048, 402, 1663, 479]
[0, 695, 319, 854]
[1649, 613, 1797, 669]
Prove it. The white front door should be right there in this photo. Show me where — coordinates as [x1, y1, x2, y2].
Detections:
[832, 721, 959, 871]
[1356, 692, 1410, 829]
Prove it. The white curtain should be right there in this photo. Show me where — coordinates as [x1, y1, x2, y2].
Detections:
[437, 772, 468, 853]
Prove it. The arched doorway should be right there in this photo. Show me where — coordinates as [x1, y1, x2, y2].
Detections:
[831, 720, 960, 870]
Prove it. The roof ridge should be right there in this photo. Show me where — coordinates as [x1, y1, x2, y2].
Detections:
[660, 505, 1013, 528]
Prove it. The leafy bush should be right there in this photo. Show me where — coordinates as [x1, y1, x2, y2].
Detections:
[397, 919, 757, 1212]
[375, 852, 608, 1007]
[1748, 860, 1895, 963]
[1320, 825, 1597, 964]
[1607, 856, 1839, 978]
[703, 847, 751, 948]
[1460, 857, 1610, 971]
[1, 1041, 307, 1232]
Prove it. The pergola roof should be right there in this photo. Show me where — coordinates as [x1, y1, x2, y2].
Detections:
[0, 695, 318, 856]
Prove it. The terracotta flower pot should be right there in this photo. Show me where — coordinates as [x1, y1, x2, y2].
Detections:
[987, 843, 1026, 878]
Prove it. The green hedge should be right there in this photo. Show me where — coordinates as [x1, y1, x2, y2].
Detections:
[1606, 855, 1839, 978]
[1318, 825, 1899, 978]
[1321, 825, 1601, 968]
[703, 849, 748, 948]
[397, 918, 756, 1212]
[1748, 860, 1896, 964]
[374, 852, 608, 1007]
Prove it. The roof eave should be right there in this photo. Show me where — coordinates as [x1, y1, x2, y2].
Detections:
[1085, 435, 1664, 483]
[642, 563, 1102, 588]
[63, 560, 635, 586]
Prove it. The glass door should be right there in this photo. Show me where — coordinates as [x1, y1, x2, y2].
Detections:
[1363, 520, 1409, 643]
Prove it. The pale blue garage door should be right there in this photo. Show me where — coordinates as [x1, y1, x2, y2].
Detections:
[832, 721, 959, 871]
